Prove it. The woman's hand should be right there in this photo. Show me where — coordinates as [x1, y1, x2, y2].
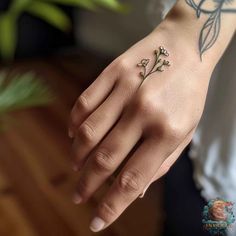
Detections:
[68, 18, 213, 232]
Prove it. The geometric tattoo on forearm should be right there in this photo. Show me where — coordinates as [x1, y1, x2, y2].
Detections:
[137, 46, 170, 80]
[186, 0, 236, 60]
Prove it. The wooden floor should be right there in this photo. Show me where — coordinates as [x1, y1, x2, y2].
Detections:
[0, 53, 164, 236]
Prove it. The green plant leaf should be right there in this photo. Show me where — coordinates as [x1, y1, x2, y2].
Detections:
[25, 1, 71, 31]
[42, 0, 128, 12]
[9, 0, 32, 15]
[0, 72, 53, 114]
[94, 0, 129, 12]
[44, 0, 97, 10]
[0, 14, 17, 61]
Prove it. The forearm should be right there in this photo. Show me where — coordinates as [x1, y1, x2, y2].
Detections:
[154, 0, 236, 70]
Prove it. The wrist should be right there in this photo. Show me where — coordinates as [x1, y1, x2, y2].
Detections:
[153, 10, 221, 73]
[151, 18, 216, 79]
[153, 0, 235, 72]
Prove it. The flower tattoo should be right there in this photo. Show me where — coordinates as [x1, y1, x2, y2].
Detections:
[137, 46, 170, 80]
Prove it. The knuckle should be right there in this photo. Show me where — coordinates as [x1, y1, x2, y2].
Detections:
[76, 94, 89, 112]
[98, 201, 117, 220]
[78, 121, 95, 144]
[162, 120, 184, 141]
[165, 121, 183, 139]
[115, 57, 132, 72]
[135, 93, 156, 116]
[118, 169, 144, 194]
[93, 149, 115, 173]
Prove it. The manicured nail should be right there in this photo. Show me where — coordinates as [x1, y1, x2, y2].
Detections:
[90, 217, 105, 232]
[73, 193, 82, 204]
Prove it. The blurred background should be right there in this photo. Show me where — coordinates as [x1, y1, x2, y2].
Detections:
[0, 0, 164, 235]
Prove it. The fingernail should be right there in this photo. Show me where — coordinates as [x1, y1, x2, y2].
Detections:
[72, 165, 79, 172]
[90, 217, 105, 232]
[73, 193, 82, 204]
[68, 128, 74, 138]
[72, 162, 83, 172]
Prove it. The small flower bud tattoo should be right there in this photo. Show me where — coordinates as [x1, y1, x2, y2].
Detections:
[137, 46, 170, 80]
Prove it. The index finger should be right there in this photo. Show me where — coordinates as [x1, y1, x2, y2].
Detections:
[69, 71, 116, 137]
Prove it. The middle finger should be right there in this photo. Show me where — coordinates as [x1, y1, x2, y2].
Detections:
[74, 112, 142, 202]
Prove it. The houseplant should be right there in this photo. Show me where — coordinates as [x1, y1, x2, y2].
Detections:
[0, 72, 53, 131]
[0, 0, 126, 60]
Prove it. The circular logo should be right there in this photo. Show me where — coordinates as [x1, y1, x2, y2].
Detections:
[202, 198, 235, 235]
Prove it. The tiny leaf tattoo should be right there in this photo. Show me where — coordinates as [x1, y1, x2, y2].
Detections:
[199, 10, 221, 58]
[137, 46, 170, 80]
[186, 0, 236, 59]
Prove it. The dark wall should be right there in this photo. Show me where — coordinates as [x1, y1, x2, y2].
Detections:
[0, 0, 75, 59]
[0, 0, 10, 10]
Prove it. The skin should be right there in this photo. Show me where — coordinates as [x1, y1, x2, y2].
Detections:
[69, 0, 236, 232]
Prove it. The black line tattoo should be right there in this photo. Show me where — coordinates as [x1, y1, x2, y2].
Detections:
[137, 46, 170, 80]
[186, 0, 236, 59]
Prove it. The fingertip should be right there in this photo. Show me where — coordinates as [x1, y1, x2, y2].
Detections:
[68, 118, 76, 138]
[89, 217, 105, 232]
[68, 128, 75, 138]
[72, 164, 79, 172]
[73, 193, 83, 205]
